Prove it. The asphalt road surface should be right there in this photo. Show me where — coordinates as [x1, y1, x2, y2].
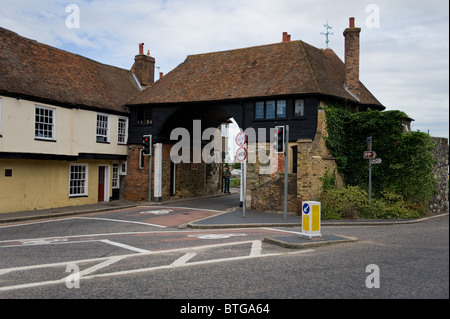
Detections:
[0, 200, 448, 306]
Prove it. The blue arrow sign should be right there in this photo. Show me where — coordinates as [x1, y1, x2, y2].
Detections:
[302, 203, 310, 215]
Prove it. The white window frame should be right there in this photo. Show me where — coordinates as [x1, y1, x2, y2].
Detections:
[35, 105, 56, 140]
[69, 164, 89, 197]
[119, 162, 127, 175]
[112, 164, 120, 189]
[96, 113, 109, 143]
[117, 116, 128, 144]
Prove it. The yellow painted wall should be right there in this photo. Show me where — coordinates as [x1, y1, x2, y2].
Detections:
[0, 159, 114, 214]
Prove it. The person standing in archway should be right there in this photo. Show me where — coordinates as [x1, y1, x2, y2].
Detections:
[223, 165, 232, 194]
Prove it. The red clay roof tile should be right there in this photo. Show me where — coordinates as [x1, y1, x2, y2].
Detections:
[0, 27, 140, 113]
[128, 40, 383, 108]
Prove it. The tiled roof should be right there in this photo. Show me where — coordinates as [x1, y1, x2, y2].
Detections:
[0, 27, 140, 113]
[128, 40, 383, 108]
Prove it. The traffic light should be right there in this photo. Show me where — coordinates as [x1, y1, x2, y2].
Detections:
[275, 126, 284, 153]
[143, 135, 151, 155]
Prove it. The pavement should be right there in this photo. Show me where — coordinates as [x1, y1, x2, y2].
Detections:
[1, 190, 447, 249]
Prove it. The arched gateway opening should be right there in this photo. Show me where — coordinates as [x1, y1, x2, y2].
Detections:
[122, 102, 241, 204]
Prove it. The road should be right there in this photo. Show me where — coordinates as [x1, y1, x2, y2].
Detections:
[0, 196, 448, 306]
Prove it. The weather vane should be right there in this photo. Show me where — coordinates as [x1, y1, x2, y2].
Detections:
[320, 19, 333, 48]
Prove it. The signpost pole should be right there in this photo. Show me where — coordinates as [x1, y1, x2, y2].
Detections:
[369, 159, 372, 202]
[367, 136, 372, 202]
[148, 135, 152, 203]
[283, 125, 289, 220]
[242, 156, 246, 218]
[364, 137, 382, 202]
[235, 132, 247, 218]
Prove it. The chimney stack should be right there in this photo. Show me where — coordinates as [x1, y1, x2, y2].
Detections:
[132, 43, 155, 87]
[282, 32, 291, 42]
[343, 17, 361, 96]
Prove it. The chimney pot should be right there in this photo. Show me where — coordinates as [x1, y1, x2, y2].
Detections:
[159, 72, 163, 79]
[139, 43, 144, 55]
[282, 32, 291, 42]
[147, 50, 150, 56]
[349, 17, 355, 28]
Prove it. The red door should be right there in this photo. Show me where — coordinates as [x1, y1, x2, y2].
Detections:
[98, 166, 105, 202]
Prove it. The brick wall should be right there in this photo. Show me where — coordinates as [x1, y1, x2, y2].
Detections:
[122, 144, 150, 201]
[122, 143, 222, 201]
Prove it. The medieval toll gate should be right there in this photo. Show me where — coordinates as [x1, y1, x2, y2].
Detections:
[2, 18, 446, 216]
[122, 18, 385, 213]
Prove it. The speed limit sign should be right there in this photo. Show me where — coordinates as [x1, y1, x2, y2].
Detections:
[235, 132, 247, 146]
[236, 146, 247, 162]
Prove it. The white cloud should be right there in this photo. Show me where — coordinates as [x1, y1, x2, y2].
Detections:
[1, 0, 448, 139]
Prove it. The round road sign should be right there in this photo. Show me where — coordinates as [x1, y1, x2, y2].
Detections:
[302, 203, 310, 214]
[236, 146, 247, 162]
[235, 132, 247, 146]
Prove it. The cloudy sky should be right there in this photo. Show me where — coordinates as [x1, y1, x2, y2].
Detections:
[1, 0, 448, 140]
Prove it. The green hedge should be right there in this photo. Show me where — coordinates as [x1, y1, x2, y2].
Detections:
[323, 106, 436, 217]
[320, 186, 424, 220]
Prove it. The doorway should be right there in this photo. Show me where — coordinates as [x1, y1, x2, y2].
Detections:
[98, 165, 110, 202]
[170, 162, 176, 196]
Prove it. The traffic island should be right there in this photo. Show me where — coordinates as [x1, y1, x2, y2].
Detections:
[263, 234, 358, 249]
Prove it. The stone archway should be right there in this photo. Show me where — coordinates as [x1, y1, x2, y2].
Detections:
[154, 104, 235, 200]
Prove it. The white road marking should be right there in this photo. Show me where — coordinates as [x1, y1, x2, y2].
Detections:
[0, 218, 315, 293]
[77, 216, 166, 228]
[262, 227, 303, 235]
[20, 238, 68, 245]
[0, 240, 314, 292]
[99, 239, 150, 254]
[139, 206, 226, 213]
[250, 240, 262, 257]
[80, 248, 314, 282]
[171, 252, 197, 267]
[140, 209, 173, 215]
[187, 233, 246, 239]
[0, 227, 259, 247]
[0, 215, 166, 230]
[77, 256, 126, 278]
[1, 238, 149, 254]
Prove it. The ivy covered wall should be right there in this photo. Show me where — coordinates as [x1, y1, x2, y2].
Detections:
[324, 107, 438, 211]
